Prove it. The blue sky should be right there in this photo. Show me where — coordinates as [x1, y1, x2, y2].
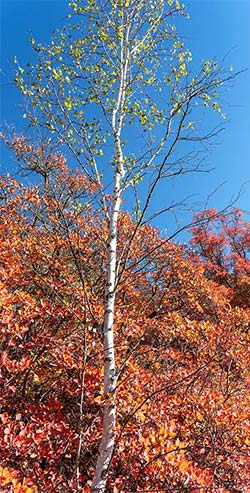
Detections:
[0, 0, 250, 238]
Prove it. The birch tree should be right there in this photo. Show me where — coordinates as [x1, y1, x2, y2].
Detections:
[12, 0, 237, 491]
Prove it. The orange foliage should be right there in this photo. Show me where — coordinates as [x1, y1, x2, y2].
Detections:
[0, 147, 249, 492]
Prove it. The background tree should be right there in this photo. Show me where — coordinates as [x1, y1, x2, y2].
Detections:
[191, 208, 250, 305]
[1, 1, 241, 492]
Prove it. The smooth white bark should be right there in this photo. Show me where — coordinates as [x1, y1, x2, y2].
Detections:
[90, 7, 129, 491]
[90, 170, 122, 492]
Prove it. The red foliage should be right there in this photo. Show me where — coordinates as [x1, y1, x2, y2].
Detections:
[191, 208, 250, 306]
[0, 151, 249, 492]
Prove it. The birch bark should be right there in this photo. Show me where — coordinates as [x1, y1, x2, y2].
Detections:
[90, 169, 123, 492]
[90, 6, 129, 491]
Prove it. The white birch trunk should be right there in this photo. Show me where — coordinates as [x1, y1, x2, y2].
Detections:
[90, 168, 123, 492]
[90, 7, 129, 491]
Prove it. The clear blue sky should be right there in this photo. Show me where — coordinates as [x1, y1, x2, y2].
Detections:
[0, 0, 250, 237]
